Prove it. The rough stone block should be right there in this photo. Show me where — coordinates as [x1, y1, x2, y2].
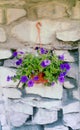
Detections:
[32, 108, 58, 124]
[0, 114, 7, 126]
[0, 28, 6, 42]
[56, 29, 80, 42]
[44, 124, 69, 130]
[0, 67, 19, 87]
[2, 125, 11, 130]
[64, 77, 77, 89]
[7, 8, 26, 24]
[12, 125, 43, 130]
[0, 50, 12, 59]
[36, 2, 68, 19]
[9, 102, 33, 115]
[62, 101, 80, 114]
[2, 88, 22, 99]
[63, 113, 80, 129]
[9, 111, 29, 127]
[72, 1, 80, 19]
[26, 83, 63, 99]
[72, 89, 80, 100]
[0, 9, 3, 23]
[67, 63, 78, 79]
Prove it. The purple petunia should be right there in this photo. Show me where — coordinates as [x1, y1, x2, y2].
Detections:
[27, 80, 34, 87]
[60, 63, 70, 71]
[40, 48, 48, 54]
[35, 47, 39, 50]
[51, 82, 55, 86]
[18, 51, 24, 54]
[7, 76, 12, 81]
[58, 54, 64, 60]
[13, 51, 18, 57]
[64, 63, 70, 71]
[16, 59, 22, 66]
[41, 60, 51, 67]
[58, 76, 65, 83]
[33, 76, 39, 81]
[13, 51, 24, 57]
[20, 76, 28, 83]
[59, 71, 67, 77]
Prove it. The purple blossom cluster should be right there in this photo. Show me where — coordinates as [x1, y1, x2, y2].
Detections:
[41, 60, 51, 67]
[20, 75, 39, 87]
[58, 54, 64, 60]
[35, 47, 48, 54]
[13, 51, 24, 57]
[58, 62, 70, 83]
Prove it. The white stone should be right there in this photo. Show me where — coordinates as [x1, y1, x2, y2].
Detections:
[63, 113, 80, 129]
[32, 108, 57, 124]
[0, 114, 7, 126]
[7, 8, 26, 24]
[0, 50, 12, 59]
[56, 29, 80, 41]
[0, 9, 2, 23]
[0, 104, 5, 114]
[67, 63, 78, 79]
[21, 97, 61, 110]
[63, 101, 80, 114]
[64, 80, 75, 89]
[72, 1, 80, 19]
[72, 89, 80, 100]
[0, 67, 18, 87]
[4, 59, 18, 67]
[26, 82, 63, 99]
[2, 88, 22, 99]
[2, 125, 11, 130]
[54, 50, 75, 62]
[0, 28, 6, 42]
[10, 102, 33, 115]
[44, 124, 68, 130]
[11, 19, 80, 44]
[9, 111, 29, 127]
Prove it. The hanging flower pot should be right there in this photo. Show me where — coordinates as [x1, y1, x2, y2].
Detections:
[31, 72, 48, 84]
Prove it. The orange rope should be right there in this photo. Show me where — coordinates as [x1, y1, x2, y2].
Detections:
[36, 22, 42, 48]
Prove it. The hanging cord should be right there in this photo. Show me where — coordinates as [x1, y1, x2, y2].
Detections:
[36, 22, 42, 48]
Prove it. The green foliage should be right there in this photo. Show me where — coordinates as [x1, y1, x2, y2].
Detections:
[14, 48, 64, 86]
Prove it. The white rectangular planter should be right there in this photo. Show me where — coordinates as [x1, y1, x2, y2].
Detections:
[25, 82, 63, 99]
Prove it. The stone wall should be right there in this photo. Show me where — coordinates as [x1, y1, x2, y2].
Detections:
[0, 0, 80, 130]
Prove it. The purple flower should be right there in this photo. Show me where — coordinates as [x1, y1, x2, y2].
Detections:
[59, 71, 67, 77]
[19, 51, 24, 54]
[41, 60, 51, 67]
[58, 76, 65, 83]
[33, 76, 39, 81]
[64, 63, 70, 71]
[20, 76, 28, 83]
[60, 63, 65, 70]
[7, 76, 12, 81]
[41, 61, 46, 67]
[60, 63, 70, 71]
[40, 48, 48, 54]
[58, 54, 64, 60]
[13, 51, 18, 57]
[35, 47, 39, 50]
[51, 82, 55, 86]
[16, 59, 22, 66]
[27, 80, 34, 87]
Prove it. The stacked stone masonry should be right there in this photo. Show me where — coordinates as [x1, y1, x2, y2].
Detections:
[0, 0, 80, 130]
